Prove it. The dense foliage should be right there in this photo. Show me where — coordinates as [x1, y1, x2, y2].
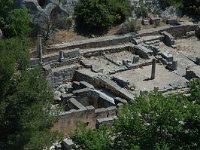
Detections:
[75, 0, 130, 32]
[160, 0, 200, 16]
[71, 123, 111, 150]
[0, 0, 30, 38]
[71, 78, 200, 150]
[0, 38, 61, 150]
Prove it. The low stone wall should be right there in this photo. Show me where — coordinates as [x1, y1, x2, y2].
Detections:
[52, 105, 117, 136]
[46, 33, 133, 53]
[30, 48, 81, 67]
[81, 43, 135, 57]
[138, 24, 198, 38]
[49, 65, 80, 87]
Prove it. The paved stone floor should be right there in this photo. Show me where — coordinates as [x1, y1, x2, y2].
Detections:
[112, 64, 188, 93]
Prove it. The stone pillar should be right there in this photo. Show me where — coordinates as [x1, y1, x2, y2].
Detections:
[151, 59, 156, 79]
[59, 50, 64, 62]
[37, 34, 43, 63]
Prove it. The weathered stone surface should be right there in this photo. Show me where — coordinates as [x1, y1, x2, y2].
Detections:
[68, 98, 86, 110]
[80, 81, 94, 89]
[80, 59, 92, 68]
[61, 93, 73, 102]
[161, 31, 175, 47]
[91, 65, 103, 73]
[114, 97, 128, 104]
[94, 75, 134, 101]
[61, 138, 74, 150]
[142, 18, 150, 25]
[22, 0, 73, 36]
[134, 45, 153, 59]
[161, 52, 173, 62]
[166, 18, 179, 25]
[112, 76, 129, 87]
[96, 116, 117, 128]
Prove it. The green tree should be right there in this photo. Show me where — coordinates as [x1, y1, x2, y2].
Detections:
[3, 8, 31, 37]
[71, 123, 112, 150]
[0, 0, 31, 38]
[114, 92, 200, 149]
[75, 0, 130, 33]
[0, 38, 61, 150]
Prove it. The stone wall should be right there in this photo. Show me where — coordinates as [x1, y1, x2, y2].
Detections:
[52, 105, 117, 136]
[46, 33, 134, 53]
[49, 65, 79, 87]
[138, 24, 198, 38]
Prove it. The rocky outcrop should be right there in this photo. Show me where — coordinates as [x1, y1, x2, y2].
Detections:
[18, 0, 77, 36]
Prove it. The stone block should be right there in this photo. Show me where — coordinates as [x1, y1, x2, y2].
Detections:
[91, 64, 103, 73]
[132, 55, 140, 63]
[112, 76, 129, 87]
[61, 138, 74, 150]
[61, 93, 73, 102]
[134, 45, 153, 59]
[161, 52, 173, 62]
[72, 81, 81, 90]
[80, 59, 92, 68]
[96, 116, 117, 128]
[30, 58, 40, 66]
[142, 19, 150, 25]
[95, 108, 108, 118]
[80, 81, 94, 89]
[107, 106, 117, 117]
[166, 18, 179, 25]
[68, 98, 85, 110]
[161, 31, 175, 47]
[114, 97, 128, 104]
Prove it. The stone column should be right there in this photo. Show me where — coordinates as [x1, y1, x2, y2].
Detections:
[37, 34, 43, 63]
[151, 59, 156, 79]
[59, 50, 64, 62]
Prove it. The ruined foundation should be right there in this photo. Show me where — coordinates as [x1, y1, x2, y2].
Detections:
[30, 24, 200, 136]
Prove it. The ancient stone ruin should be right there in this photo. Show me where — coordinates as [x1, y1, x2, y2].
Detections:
[30, 25, 200, 144]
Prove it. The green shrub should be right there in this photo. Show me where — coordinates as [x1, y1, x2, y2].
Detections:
[75, 0, 130, 33]
[3, 8, 31, 37]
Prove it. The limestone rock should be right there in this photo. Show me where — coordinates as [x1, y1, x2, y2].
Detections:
[21, 0, 76, 36]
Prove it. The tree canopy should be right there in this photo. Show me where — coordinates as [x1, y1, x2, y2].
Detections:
[0, 38, 61, 150]
[74, 0, 130, 33]
[0, 0, 30, 38]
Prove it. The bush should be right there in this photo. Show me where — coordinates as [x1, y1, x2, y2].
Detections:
[3, 8, 31, 37]
[75, 0, 130, 33]
[71, 123, 111, 150]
